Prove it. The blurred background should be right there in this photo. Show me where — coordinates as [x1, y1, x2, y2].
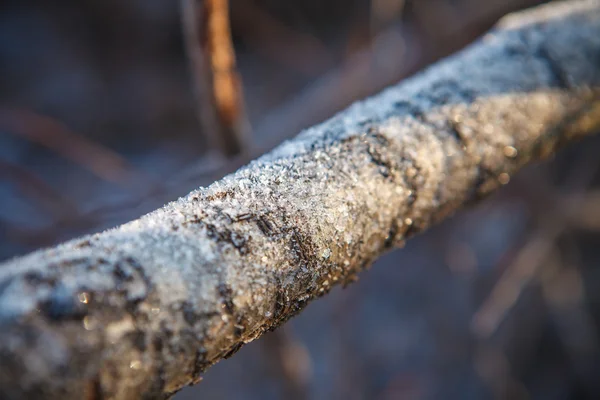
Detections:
[3, 0, 600, 399]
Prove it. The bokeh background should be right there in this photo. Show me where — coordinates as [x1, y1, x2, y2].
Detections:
[3, 0, 600, 399]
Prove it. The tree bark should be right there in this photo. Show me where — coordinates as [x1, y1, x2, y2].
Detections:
[1, 1, 600, 398]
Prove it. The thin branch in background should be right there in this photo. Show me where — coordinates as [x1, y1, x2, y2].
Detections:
[254, 0, 543, 154]
[2, 0, 546, 253]
[0, 109, 150, 189]
[470, 228, 555, 339]
[473, 342, 530, 399]
[181, 0, 250, 157]
[3, 0, 254, 248]
[540, 254, 600, 397]
[231, 0, 334, 77]
[471, 147, 600, 340]
[569, 190, 600, 231]
[0, 153, 229, 251]
[254, 26, 410, 150]
[0, 160, 79, 220]
[261, 329, 312, 400]
[471, 144, 600, 397]
[370, 0, 405, 36]
[409, 0, 544, 57]
[0, 109, 161, 250]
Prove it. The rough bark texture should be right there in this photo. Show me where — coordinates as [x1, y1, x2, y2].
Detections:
[1, 1, 600, 399]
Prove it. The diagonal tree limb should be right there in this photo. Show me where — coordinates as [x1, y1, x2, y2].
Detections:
[1, 1, 600, 398]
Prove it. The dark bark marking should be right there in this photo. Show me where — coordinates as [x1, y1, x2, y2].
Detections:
[233, 212, 252, 222]
[217, 283, 234, 315]
[205, 223, 249, 254]
[127, 329, 147, 352]
[536, 45, 571, 88]
[365, 131, 395, 179]
[221, 342, 243, 359]
[40, 283, 88, 322]
[384, 220, 398, 250]
[255, 215, 274, 236]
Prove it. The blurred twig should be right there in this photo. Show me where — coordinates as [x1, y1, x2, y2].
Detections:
[471, 142, 600, 398]
[370, 0, 405, 35]
[569, 190, 600, 231]
[261, 329, 312, 400]
[472, 146, 600, 339]
[540, 253, 600, 397]
[0, 159, 78, 219]
[0, 109, 149, 188]
[181, 0, 250, 157]
[231, 0, 334, 76]
[255, 0, 541, 150]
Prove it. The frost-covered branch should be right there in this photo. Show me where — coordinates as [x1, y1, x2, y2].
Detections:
[1, 1, 600, 398]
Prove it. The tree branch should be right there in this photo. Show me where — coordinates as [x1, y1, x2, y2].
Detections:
[1, 1, 600, 398]
[181, 0, 250, 157]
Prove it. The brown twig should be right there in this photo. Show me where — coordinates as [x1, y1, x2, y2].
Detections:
[181, 0, 250, 157]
